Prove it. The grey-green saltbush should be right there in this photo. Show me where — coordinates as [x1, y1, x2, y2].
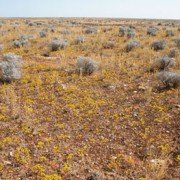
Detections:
[125, 40, 140, 52]
[76, 57, 99, 75]
[0, 53, 23, 82]
[151, 40, 166, 51]
[50, 39, 69, 51]
[157, 71, 180, 88]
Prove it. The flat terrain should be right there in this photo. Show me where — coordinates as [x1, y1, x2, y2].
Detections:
[0, 18, 179, 179]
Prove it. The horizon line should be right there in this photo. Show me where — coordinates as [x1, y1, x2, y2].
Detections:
[0, 16, 180, 21]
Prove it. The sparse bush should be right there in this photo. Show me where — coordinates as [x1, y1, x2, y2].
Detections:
[127, 28, 135, 38]
[28, 22, 36, 26]
[12, 35, 29, 48]
[85, 26, 98, 34]
[174, 38, 180, 48]
[75, 36, 85, 44]
[129, 25, 135, 29]
[119, 26, 126, 37]
[103, 41, 116, 49]
[147, 27, 158, 36]
[12, 40, 22, 48]
[166, 30, 174, 37]
[12, 39, 28, 48]
[125, 40, 140, 52]
[50, 39, 68, 51]
[103, 26, 112, 32]
[0, 44, 4, 50]
[151, 56, 176, 71]
[0, 22, 3, 28]
[151, 40, 166, 51]
[76, 57, 99, 75]
[62, 29, 71, 35]
[169, 48, 179, 58]
[39, 30, 47, 38]
[0, 53, 23, 82]
[157, 71, 180, 88]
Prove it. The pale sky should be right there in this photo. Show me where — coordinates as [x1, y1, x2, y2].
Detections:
[0, 0, 179, 19]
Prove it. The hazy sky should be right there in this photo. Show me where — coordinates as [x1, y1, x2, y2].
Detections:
[0, 0, 179, 19]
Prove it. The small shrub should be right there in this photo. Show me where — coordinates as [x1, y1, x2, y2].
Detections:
[174, 38, 180, 48]
[103, 41, 116, 49]
[75, 36, 85, 45]
[147, 27, 158, 36]
[151, 56, 176, 71]
[39, 30, 47, 38]
[169, 48, 179, 58]
[62, 29, 71, 35]
[119, 26, 126, 37]
[127, 28, 135, 38]
[166, 30, 174, 37]
[125, 40, 140, 52]
[12, 40, 22, 48]
[103, 26, 112, 32]
[76, 57, 99, 75]
[85, 26, 98, 34]
[12, 35, 29, 48]
[151, 40, 166, 51]
[0, 53, 23, 82]
[50, 39, 68, 51]
[0, 44, 4, 50]
[28, 22, 36, 26]
[157, 71, 180, 88]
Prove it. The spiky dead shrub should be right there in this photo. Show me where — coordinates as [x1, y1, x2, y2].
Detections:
[103, 41, 116, 49]
[174, 38, 180, 48]
[166, 30, 174, 37]
[119, 26, 126, 37]
[50, 39, 68, 51]
[85, 26, 98, 34]
[147, 27, 158, 36]
[74, 36, 85, 45]
[76, 57, 99, 75]
[125, 40, 140, 52]
[169, 48, 179, 58]
[157, 71, 180, 88]
[151, 40, 166, 51]
[151, 56, 176, 71]
[0, 53, 23, 82]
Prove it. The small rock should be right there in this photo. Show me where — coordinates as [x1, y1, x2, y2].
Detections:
[175, 104, 180, 108]
[138, 86, 147, 91]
